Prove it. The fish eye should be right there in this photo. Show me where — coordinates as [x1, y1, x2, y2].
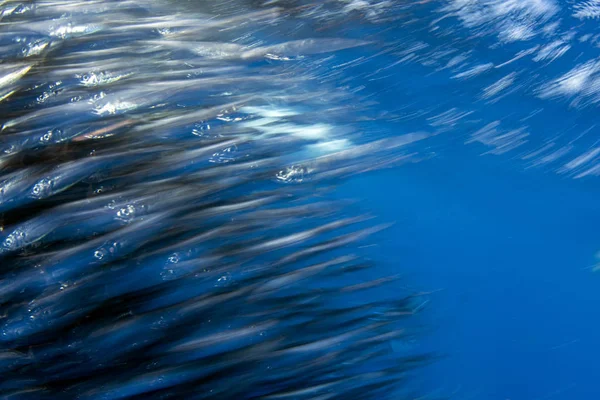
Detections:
[94, 249, 106, 260]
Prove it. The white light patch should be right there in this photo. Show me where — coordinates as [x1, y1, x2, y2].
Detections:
[249, 122, 333, 141]
[239, 106, 299, 118]
[306, 139, 352, 155]
[94, 100, 137, 116]
[241, 117, 279, 129]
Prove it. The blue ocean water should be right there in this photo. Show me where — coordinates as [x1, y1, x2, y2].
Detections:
[343, 151, 600, 399]
[335, 1, 600, 398]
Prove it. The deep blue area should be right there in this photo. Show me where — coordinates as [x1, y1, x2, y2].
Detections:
[341, 144, 600, 399]
[325, 3, 600, 397]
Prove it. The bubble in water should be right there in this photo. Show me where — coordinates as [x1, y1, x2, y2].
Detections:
[210, 145, 240, 163]
[192, 122, 211, 137]
[215, 272, 232, 287]
[116, 204, 137, 222]
[94, 249, 107, 260]
[276, 165, 308, 183]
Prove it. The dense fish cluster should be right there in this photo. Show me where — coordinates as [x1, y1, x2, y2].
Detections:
[0, 1, 432, 399]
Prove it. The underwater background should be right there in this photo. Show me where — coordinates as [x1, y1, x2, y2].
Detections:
[335, 0, 600, 398]
[1, 0, 600, 399]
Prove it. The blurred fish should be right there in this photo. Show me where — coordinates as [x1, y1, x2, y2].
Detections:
[0, 64, 31, 101]
[0, 167, 43, 213]
[142, 38, 372, 61]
